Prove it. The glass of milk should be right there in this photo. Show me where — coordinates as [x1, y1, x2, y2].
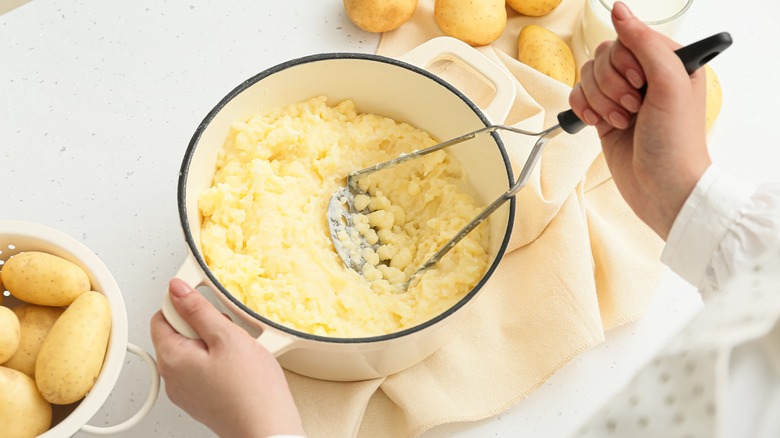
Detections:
[581, 0, 694, 57]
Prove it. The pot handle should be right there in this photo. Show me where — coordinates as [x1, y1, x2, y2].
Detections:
[399, 36, 515, 124]
[255, 329, 296, 356]
[162, 256, 298, 357]
[79, 343, 161, 435]
[161, 254, 205, 340]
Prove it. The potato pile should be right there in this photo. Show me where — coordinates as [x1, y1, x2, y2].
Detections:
[0, 251, 112, 438]
[343, 0, 575, 85]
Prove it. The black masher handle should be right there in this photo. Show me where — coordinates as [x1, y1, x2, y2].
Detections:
[557, 32, 733, 134]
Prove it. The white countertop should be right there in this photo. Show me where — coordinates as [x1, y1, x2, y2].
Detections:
[2, 1, 779, 437]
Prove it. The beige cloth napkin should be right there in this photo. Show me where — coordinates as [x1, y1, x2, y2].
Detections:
[283, 1, 665, 436]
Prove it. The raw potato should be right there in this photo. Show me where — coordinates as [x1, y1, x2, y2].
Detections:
[344, 0, 417, 33]
[4, 305, 65, 377]
[434, 0, 506, 46]
[0, 366, 52, 438]
[0, 306, 21, 363]
[705, 65, 722, 132]
[517, 24, 576, 87]
[507, 0, 562, 16]
[36, 291, 111, 405]
[2, 251, 90, 306]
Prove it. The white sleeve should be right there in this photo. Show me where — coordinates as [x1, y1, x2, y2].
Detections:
[661, 164, 780, 299]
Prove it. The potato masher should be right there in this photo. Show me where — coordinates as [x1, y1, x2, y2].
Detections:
[328, 32, 733, 291]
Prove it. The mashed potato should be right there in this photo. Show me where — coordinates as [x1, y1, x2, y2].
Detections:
[199, 96, 489, 338]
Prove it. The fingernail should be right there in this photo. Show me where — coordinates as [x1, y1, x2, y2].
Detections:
[170, 279, 192, 297]
[626, 69, 644, 89]
[612, 2, 633, 21]
[609, 112, 630, 129]
[620, 94, 641, 113]
[583, 108, 600, 125]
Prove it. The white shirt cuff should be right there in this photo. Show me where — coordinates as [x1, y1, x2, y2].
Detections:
[661, 164, 756, 287]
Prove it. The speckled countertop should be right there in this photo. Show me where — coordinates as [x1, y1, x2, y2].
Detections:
[2, 1, 779, 437]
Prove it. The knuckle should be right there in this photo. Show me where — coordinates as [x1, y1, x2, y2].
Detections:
[156, 352, 177, 379]
[595, 40, 612, 57]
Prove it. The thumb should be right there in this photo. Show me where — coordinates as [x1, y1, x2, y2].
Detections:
[611, 2, 686, 88]
[168, 278, 233, 346]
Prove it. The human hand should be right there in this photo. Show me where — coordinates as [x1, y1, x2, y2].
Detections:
[569, 1, 711, 240]
[150, 279, 305, 437]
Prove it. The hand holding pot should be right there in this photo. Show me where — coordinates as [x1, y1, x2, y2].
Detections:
[569, 1, 711, 240]
[150, 279, 305, 437]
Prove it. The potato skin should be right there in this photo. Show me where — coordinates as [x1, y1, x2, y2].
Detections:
[517, 24, 576, 87]
[4, 305, 65, 377]
[0, 306, 21, 363]
[344, 0, 417, 33]
[705, 65, 722, 133]
[2, 251, 90, 306]
[0, 366, 52, 438]
[434, 0, 507, 46]
[507, 0, 563, 16]
[35, 291, 111, 405]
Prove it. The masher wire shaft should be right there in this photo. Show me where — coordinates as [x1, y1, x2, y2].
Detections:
[347, 124, 549, 190]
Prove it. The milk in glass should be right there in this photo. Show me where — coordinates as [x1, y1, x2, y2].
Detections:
[581, 0, 691, 57]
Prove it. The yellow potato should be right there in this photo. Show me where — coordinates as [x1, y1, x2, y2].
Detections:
[2, 251, 90, 306]
[517, 24, 576, 87]
[705, 65, 722, 133]
[4, 305, 65, 377]
[36, 291, 111, 405]
[0, 306, 21, 363]
[434, 0, 506, 46]
[344, 0, 417, 33]
[0, 366, 52, 438]
[507, 0, 562, 16]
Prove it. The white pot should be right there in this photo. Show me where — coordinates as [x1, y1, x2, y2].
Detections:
[0, 220, 159, 436]
[162, 37, 517, 382]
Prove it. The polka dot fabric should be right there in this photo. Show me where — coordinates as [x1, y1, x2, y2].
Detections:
[576, 250, 780, 438]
